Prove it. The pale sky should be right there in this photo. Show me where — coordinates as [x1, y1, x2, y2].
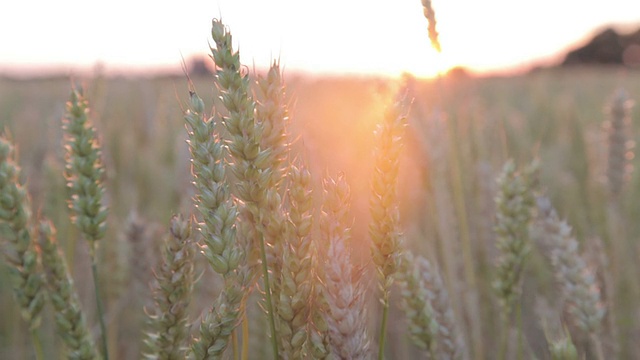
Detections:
[2, 0, 640, 77]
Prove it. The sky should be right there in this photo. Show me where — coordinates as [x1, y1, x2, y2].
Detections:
[2, 0, 640, 78]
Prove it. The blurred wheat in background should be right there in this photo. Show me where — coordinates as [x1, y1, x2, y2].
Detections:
[2, 3, 640, 360]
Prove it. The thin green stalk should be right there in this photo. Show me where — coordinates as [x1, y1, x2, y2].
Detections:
[90, 244, 109, 360]
[448, 120, 484, 360]
[517, 302, 523, 360]
[258, 232, 279, 359]
[377, 294, 390, 360]
[30, 329, 44, 360]
[499, 314, 509, 360]
[242, 316, 249, 360]
[590, 334, 605, 360]
[232, 330, 239, 360]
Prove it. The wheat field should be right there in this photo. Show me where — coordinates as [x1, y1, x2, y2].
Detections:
[2, 15, 640, 360]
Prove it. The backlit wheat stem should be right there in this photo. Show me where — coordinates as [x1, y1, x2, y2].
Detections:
[38, 220, 99, 360]
[369, 100, 407, 359]
[210, 18, 279, 358]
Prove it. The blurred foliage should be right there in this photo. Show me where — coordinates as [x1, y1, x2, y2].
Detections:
[0, 66, 639, 358]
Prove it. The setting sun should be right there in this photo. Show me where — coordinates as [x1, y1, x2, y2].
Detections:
[2, 0, 639, 77]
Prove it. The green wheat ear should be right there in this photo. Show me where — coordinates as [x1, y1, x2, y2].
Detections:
[38, 220, 99, 360]
[493, 159, 538, 314]
[0, 135, 45, 330]
[62, 87, 110, 359]
[185, 88, 251, 360]
[63, 87, 108, 244]
[397, 253, 466, 359]
[536, 196, 606, 358]
[143, 214, 195, 360]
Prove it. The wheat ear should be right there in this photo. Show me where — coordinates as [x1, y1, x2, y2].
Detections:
[143, 214, 195, 360]
[210, 18, 280, 358]
[276, 162, 314, 358]
[184, 91, 250, 359]
[321, 174, 370, 359]
[536, 196, 605, 359]
[38, 220, 99, 360]
[493, 160, 538, 313]
[63, 87, 110, 359]
[493, 159, 538, 360]
[0, 135, 46, 357]
[398, 253, 466, 359]
[254, 62, 291, 345]
[369, 100, 407, 358]
[605, 88, 634, 199]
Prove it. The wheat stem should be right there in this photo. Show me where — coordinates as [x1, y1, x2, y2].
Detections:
[90, 244, 108, 359]
[378, 297, 390, 360]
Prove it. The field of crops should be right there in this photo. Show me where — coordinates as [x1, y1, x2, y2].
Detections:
[1, 22, 640, 359]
